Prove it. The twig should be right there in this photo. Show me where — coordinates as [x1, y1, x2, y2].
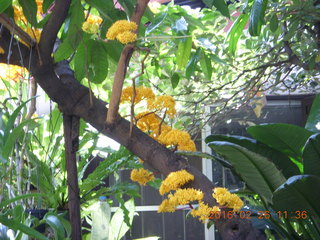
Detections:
[0, 13, 36, 47]
[130, 48, 150, 136]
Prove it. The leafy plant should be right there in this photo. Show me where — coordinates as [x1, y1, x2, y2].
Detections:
[202, 95, 320, 239]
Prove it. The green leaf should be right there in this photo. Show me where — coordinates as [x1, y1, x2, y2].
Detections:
[42, 0, 54, 12]
[74, 41, 86, 81]
[176, 37, 192, 69]
[206, 134, 300, 178]
[208, 141, 286, 203]
[43, 213, 66, 240]
[0, 0, 12, 14]
[109, 198, 135, 240]
[247, 123, 314, 163]
[249, 0, 268, 36]
[203, 0, 230, 18]
[88, 40, 109, 84]
[104, 41, 123, 63]
[269, 13, 279, 32]
[226, 13, 249, 54]
[0, 193, 46, 209]
[3, 97, 35, 143]
[2, 119, 35, 160]
[273, 175, 320, 219]
[90, 201, 111, 240]
[54, 0, 84, 61]
[185, 49, 200, 79]
[177, 150, 233, 169]
[283, 20, 299, 41]
[200, 50, 212, 80]
[171, 72, 180, 89]
[303, 134, 320, 176]
[116, 0, 136, 18]
[0, 215, 48, 240]
[18, 0, 37, 26]
[305, 94, 320, 132]
[146, 12, 167, 35]
[85, 0, 115, 20]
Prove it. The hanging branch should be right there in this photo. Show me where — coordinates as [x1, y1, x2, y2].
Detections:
[63, 114, 81, 240]
[130, 48, 150, 136]
[106, 0, 150, 126]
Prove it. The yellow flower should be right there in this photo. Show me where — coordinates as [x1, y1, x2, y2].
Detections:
[212, 187, 244, 212]
[0, 64, 28, 82]
[0, 47, 4, 54]
[158, 188, 203, 213]
[191, 201, 220, 223]
[121, 86, 155, 104]
[82, 12, 103, 34]
[157, 129, 196, 152]
[147, 95, 176, 118]
[130, 168, 155, 186]
[159, 170, 194, 195]
[157, 199, 176, 213]
[106, 20, 138, 44]
[116, 31, 137, 44]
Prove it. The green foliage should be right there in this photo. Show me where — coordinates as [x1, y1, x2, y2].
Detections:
[204, 121, 320, 239]
[305, 94, 320, 132]
[108, 198, 135, 240]
[208, 141, 286, 203]
[249, 0, 268, 36]
[18, 0, 37, 26]
[0, 0, 12, 14]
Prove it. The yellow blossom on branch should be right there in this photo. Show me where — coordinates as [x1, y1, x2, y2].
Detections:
[0, 64, 28, 82]
[106, 20, 138, 44]
[147, 95, 176, 118]
[82, 12, 103, 34]
[130, 168, 155, 186]
[212, 187, 244, 212]
[159, 169, 194, 195]
[157, 129, 196, 152]
[191, 201, 220, 223]
[158, 188, 203, 213]
[121, 86, 155, 104]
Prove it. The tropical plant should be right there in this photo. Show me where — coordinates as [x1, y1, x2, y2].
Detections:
[203, 94, 320, 239]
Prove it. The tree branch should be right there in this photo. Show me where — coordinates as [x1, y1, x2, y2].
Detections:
[106, 0, 150, 125]
[39, 0, 71, 64]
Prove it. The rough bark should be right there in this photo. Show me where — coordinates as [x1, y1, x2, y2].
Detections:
[0, 0, 266, 238]
[63, 115, 81, 240]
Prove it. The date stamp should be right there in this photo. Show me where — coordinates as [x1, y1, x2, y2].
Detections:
[208, 210, 309, 220]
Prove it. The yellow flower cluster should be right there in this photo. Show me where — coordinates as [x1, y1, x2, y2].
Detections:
[13, 5, 42, 44]
[157, 129, 196, 152]
[121, 86, 155, 104]
[0, 64, 28, 82]
[120, 86, 195, 151]
[158, 188, 203, 213]
[159, 170, 194, 195]
[130, 168, 155, 186]
[106, 20, 138, 44]
[0, 47, 4, 54]
[212, 188, 244, 212]
[147, 95, 176, 118]
[191, 202, 220, 223]
[82, 12, 103, 34]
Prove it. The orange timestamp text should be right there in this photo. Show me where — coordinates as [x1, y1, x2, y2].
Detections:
[208, 210, 309, 220]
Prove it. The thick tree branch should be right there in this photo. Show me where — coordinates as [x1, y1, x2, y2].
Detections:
[39, 0, 71, 63]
